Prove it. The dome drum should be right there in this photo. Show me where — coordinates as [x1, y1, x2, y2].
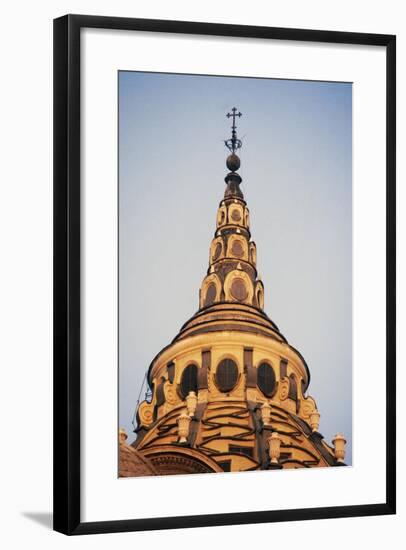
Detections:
[141, 338, 309, 425]
[131, 327, 337, 471]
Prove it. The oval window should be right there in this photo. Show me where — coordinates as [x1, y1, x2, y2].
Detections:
[231, 239, 244, 257]
[216, 358, 238, 392]
[230, 278, 248, 301]
[257, 362, 276, 396]
[231, 209, 241, 222]
[180, 364, 198, 398]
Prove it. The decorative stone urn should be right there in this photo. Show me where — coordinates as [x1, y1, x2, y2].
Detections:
[309, 410, 321, 432]
[186, 391, 198, 417]
[268, 431, 282, 464]
[119, 428, 128, 444]
[261, 401, 271, 426]
[177, 411, 192, 443]
[332, 433, 346, 463]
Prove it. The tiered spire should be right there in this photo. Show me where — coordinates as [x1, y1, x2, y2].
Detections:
[199, 109, 264, 311]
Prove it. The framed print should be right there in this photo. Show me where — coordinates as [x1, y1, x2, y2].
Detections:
[53, 15, 396, 535]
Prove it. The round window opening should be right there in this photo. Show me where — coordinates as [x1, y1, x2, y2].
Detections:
[230, 278, 248, 301]
[180, 364, 198, 399]
[216, 358, 238, 392]
[257, 363, 276, 397]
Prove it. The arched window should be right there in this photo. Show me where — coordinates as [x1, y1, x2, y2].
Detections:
[180, 364, 198, 399]
[216, 358, 238, 392]
[155, 377, 166, 407]
[288, 373, 298, 401]
[257, 362, 276, 397]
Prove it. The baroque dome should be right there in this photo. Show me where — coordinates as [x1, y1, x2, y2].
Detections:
[120, 109, 347, 477]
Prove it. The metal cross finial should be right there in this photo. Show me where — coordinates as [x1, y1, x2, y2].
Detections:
[227, 107, 242, 133]
[225, 107, 243, 154]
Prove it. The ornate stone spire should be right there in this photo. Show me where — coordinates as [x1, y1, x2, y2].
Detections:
[199, 109, 264, 312]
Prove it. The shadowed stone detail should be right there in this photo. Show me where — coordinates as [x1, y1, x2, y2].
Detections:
[150, 454, 216, 475]
[119, 443, 157, 477]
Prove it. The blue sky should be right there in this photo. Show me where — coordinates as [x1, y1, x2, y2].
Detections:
[119, 71, 352, 464]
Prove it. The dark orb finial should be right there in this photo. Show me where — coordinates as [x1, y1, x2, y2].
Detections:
[226, 153, 241, 172]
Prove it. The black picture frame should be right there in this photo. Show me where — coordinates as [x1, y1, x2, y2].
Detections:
[53, 14, 396, 535]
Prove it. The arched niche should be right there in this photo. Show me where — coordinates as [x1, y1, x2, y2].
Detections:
[216, 205, 227, 228]
[210, 236, 224, 264]
[249, 242, 257, 266]
[200, 273, 222, 308]
[255, 280, 264, 309]
[227, 203, 244, 226]
[226, 233, 249, 261]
